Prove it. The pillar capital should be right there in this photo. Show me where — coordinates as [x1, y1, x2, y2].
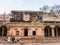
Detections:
[51, 26, 55, 28]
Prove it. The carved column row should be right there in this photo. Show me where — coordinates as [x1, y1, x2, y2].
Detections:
[51, 26, 59, 37]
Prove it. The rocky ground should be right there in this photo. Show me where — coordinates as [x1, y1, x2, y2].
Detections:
[0, 43, 60, 45]
[0, 37, 60, 45]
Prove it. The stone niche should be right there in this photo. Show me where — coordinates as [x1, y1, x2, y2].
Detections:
[23, 12, 30, 21]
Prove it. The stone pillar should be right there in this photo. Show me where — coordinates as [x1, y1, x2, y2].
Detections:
[52, 27, 55, 37]
[28, 29, 32, 36]
[21, 28, 24, 37]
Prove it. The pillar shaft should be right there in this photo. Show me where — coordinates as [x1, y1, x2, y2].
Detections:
[52, 28, 54, 37]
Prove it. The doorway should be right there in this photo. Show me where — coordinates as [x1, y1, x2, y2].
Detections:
[0, 25, 7, 37]
[24, 29, 28, 36]
[33, 31, 36, 35]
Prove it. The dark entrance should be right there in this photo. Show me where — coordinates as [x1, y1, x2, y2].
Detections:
[24, 29, 28, 36]
[44, 26, 52, 37]
[33, 31, 36, 35]
[0, 25, 7, 37]
[54, 26, 60, 37]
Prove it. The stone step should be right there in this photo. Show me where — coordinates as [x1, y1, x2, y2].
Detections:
[0, 43, 60, 45]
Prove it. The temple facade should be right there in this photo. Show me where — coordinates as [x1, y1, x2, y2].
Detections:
[0, 10, 60, 43]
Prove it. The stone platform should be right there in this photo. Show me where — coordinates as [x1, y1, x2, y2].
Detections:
[0, 43, 60, 45]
